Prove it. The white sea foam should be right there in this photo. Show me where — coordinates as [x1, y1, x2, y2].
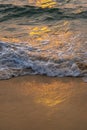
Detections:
[0, 41, 87, 79]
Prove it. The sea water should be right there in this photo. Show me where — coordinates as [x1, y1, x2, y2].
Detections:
[0, 0, 87, 79]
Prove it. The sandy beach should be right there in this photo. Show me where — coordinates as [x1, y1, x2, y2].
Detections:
[0, 75, 87, 130]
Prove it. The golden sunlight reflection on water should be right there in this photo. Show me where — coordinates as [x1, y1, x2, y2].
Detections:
[29, 21, 73, 46]
[0, 20, 73, 48]
[29, 0, 57, 8]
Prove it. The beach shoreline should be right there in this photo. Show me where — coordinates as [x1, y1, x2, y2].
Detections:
[0, 75, 87, 130]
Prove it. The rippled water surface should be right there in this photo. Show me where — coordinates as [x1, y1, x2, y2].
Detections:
[0, 0, 87, 79]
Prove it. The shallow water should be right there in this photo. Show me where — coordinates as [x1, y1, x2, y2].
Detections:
[0, 0, 87, 79]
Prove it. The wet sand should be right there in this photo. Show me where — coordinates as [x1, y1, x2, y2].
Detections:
[0, 75, 87, 130]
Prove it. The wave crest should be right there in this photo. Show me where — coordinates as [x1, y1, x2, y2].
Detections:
[0, 41, 87, 79]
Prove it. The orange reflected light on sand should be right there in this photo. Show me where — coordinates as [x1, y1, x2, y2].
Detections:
[21, 77, 72, 107]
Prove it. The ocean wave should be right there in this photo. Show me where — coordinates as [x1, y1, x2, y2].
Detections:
[0, 4, 87, 22]
[0, 41, 87, 79]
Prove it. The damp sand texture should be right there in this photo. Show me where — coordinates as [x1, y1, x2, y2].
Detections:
[0, 75, 87, 130]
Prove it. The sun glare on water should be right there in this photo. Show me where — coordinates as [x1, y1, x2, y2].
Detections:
[29, 0, 57, 8]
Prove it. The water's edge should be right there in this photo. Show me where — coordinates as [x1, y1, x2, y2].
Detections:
[0, 41, 87, 80]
